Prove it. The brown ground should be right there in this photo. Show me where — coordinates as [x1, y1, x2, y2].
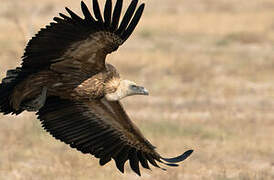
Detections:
[0, 0, 274, 179]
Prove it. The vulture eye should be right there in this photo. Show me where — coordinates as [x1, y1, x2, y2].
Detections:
[130, 85, 138, 89]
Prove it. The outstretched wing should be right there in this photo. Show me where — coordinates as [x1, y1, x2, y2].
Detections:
[22, 0, 145, 77]
[37, 97, 193, 176]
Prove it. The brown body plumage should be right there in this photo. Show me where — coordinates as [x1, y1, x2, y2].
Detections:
[0, 0, 193, 176]
[11, 63, 120, 109]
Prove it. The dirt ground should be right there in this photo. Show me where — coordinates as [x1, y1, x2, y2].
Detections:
[0, 0, 274, 179]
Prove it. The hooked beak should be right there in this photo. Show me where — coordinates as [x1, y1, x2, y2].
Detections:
[138, 86, 149, 96]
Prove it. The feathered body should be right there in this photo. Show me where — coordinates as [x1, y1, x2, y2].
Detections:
[11, 63, 120, 110]
[0, 0, 193, 176]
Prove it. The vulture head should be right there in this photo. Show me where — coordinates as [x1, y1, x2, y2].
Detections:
[105, 79, 149, 101]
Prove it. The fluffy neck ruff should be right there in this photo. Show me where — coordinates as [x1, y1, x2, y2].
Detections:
[105, 79, 129, 101]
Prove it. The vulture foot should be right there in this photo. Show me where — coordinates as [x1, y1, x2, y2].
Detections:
[22, 87, 47, 111]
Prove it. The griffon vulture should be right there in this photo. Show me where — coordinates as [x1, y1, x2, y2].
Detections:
[0, 0, 193, 175]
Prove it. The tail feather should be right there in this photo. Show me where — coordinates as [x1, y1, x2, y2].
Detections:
[0, 67, 25, 115]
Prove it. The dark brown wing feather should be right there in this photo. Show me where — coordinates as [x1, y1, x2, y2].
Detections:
[37, 97, 193, 176]
[21, 0, 145, 78]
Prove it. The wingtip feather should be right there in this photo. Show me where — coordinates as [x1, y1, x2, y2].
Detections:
[81, 0, 96, 23]
[93, 0, 104, 23]
[161, 149, 194, 164]
[121, 3, 145, 41]
[115, 0, 138, 35]
[104, 0, 112, 27]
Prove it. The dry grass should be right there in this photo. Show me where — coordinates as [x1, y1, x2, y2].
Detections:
[0, 0, 274, 179]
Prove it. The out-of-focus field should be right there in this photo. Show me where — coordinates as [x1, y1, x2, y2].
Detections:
[0, 0, 274, 179]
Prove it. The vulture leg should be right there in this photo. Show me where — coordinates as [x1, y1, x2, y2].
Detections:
[22, 86, 48, 111]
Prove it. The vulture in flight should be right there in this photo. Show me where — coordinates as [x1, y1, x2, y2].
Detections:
[0, 0, 193, 176]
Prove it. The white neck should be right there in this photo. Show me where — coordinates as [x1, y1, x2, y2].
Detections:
[105, 85, 127, 101]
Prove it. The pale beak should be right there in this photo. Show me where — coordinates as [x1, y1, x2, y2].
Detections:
[138, 86, 149, 95]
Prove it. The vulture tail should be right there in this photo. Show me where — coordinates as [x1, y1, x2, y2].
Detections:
[0, 67, 24, 115]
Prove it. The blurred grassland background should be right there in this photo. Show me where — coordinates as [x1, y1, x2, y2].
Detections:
[0, 0, 274, 179]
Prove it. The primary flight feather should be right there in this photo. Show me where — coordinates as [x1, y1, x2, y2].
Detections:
[0, 0, 193, 175]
